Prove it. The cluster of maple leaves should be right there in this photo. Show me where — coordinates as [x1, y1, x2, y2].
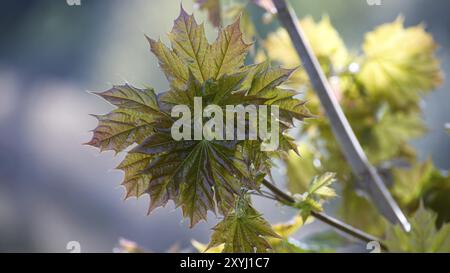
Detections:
[261, 12, 449, 251]
[88, 1, 450, 253]
[87, 7, 312, 252]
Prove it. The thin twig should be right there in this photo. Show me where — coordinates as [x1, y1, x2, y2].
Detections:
[262, 179, 387, 250]
[272, 0, 410, 231]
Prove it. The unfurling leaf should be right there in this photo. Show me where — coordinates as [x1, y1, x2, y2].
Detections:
[87, 8, 310, 228]
[308, 172, 337, 199]
[290, 173, 337, 220]
[207, 200, 280, 253]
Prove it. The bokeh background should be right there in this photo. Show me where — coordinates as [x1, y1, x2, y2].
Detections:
[0, 0, 448, 252]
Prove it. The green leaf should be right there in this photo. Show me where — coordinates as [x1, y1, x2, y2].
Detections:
[86, 84, 163, 153]
[147, 37, 189, 90]
[169, 8, 211, 83]
[164, 7, 251, 83]
[88, 8, 311, 229]
[424, 175, 450, 226]
[391, 159, 450, 225]
[307, 172, 336, 199]
[362, 108, 425, 164]
[223, 3, 256, 43]
[210, 19, 252, 79]
[94, 85, 160, 115]
[290, 173, 337, 220]
[358, 17, 442, 109]
[193, 213, 306, 253]
[117, 153, 153, 199]
[263, 16, 348, 69]
[247, 62, 294, 95]
[207, 199, 280, 253]
[132, 133, 251, 226]
[385, 204, 450, 252]
[391, 159, 435, 209]
[246, 62, 312, 123]
[86, 109, 154, 153]
[271, 214, 304, 239]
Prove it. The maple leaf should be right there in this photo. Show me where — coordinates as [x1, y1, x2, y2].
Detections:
[307, 172, 336, 199]
[385, 204, 450, 252]
[391, 159, 435, 209]
[87, 8, 310, 227]
[193, 213, 308, 254]
[207, 198, 280, 253]
[117, 153, 154, 199]
[263, 16, 348, 70]
[290, 172, 337, 220]
[86, 85, 163, 153]
[244, 61, 312, 124]
[391, 159, 450, 225]
[358, 17, 443, 109]
[361, 108, 425, 164]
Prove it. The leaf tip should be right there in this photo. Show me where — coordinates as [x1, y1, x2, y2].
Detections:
[144, 34, 156, 45]
[178, 3, 191, 22]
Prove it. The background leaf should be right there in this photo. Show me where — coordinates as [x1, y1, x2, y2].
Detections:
[385, 205, 450, 252]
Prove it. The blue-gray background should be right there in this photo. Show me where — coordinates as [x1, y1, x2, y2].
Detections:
[0, 0, 448, 252]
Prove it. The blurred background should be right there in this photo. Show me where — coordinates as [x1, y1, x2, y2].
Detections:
[0, 0, 448, 252]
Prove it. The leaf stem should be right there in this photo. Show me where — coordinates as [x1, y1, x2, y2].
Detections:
[271, 0, 410, 232]
[262, 179, 387, 250]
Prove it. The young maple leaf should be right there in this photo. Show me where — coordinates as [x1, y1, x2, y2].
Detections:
[207, 198, 280, 253]
[358, 17, 443, 109]
[87, 7, 310, 227]
[263, 16, 349, 69]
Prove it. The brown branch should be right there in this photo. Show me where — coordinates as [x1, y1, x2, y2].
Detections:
[262, 179, 387, 250]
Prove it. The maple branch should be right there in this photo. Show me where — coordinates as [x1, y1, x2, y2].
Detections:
[271, 0, 410, 231]
[262, 179, 387, 250]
